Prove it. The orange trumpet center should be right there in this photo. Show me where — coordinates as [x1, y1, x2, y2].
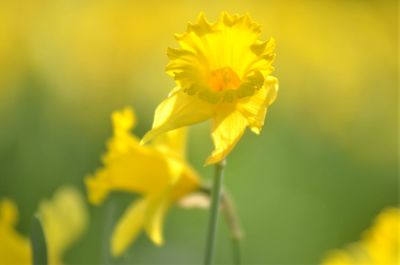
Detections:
[208, 67, 241, 92]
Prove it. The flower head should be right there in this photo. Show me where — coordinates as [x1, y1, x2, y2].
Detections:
[39, 187, 88, 265]
[321, 207, 400, 265]
[0, 199, 31, 265]
[85, 107, 200, 257]
[142, 12, 278, 164]
[0, 187, 88, 265]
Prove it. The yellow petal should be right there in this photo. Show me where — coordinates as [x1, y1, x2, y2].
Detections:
[361, 207, 400, 264]
[84, 169, 111, 205]
[169, 12, 275, 100]
[102, 147, 171, 193]
[174, 12, 264, 77]
[39, 187, 88, 265]
[111, 197, 149, 257]
[264, 76, 279, 107]
[142, 88, 214, 144]
[111, 107, 137, 137]
[237, 76, 278, 134]
[320, 207, 400, 265]
[86, 107, 178, 205]
[85, 145, 172, 205]
[150, 127, 188, 160]
[144, 194, 170, 246]
[0, 199, 31, 265]
[171, 164, 201, 201]
[0, 198, 18, 226]
[104, 107, 140, 163]
[321, 250, 354, 265]
[205, 107, 248, 165]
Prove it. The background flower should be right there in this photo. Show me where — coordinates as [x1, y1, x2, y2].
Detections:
[85, 107, 201, 256]
[0, 187, 88, 265]
[321, 207, 400, 265]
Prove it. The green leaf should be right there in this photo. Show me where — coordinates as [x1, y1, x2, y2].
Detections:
[30, 214, 48, 265]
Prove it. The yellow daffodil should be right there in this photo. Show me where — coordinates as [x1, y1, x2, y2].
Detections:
[0, 199, 31, 265]
[321, 207, 400, 265]
[142, 12, 278, 164]
[85, 107, 200, 257]
[39, 187, 88, 265]
[0, 187, 88, 265]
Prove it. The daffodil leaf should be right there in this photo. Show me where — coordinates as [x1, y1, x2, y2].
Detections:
[30, 215, 48, 265]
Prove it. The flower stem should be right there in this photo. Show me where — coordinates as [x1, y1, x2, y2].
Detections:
[221, 191, 243, 265]
[103, 199, 116, 265]
[204, 159, 226, 265]
[231, 238, 241, 265]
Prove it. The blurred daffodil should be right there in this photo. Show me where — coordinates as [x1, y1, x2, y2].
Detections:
[321, 207, 400, 265]
[0, 187, 88, 265]
[0, 199, 31, 265]
[85, 107, 200, 257]
[142, 12, 278, 165]
[39, 187, 88, 265]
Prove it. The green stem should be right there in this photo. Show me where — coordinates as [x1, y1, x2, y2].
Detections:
[103, 199, 116, 265]
[204, 159, 226, 265]
[30, 215, 48, 265]
[231, 238, 241, 265]
[220, 191, 243, 265]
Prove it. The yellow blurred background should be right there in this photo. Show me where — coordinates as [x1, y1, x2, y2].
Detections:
[0, 0, 398, 264]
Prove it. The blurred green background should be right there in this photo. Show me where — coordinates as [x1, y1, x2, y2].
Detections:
[0, 0, 398, 264]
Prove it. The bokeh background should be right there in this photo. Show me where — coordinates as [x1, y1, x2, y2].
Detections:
[0, 0, 398, 264]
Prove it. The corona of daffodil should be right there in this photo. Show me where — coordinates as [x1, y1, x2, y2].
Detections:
[85, 107, 200, 257]
[142, 12, 278, 164]
[321, 207, 400, 265]
[0, 187, 88, 265]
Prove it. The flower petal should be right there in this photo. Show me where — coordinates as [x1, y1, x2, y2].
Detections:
[171, 164, 200, 201]
[0, 199, 31, 265]
[150, 128, 187, 160]
[103, 107, 139, 165]
[142, 89, 214, 144]
[144, 194, 170, 246]
[85, 145, 172, 205]
[205, 107, 248, 165]
[86, 106, 177, 206]
[39, 187, 88, 265]
[237, 76, 278, 134]
[144, 164, 200, 245]
[111, 107, 137, 137]
[264, 76, 279, 107]
[0, 199, 18, 226]
[111, 198, 149, 257]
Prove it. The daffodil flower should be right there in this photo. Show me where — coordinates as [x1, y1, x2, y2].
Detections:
[85, 107, 200, 257]
[0, 199, 31, 265]
[0, 187, 88, 265]
[142, 12, 278, 164]
[321, 207, 400, 265]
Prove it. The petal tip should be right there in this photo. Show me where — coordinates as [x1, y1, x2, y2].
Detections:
[250, 126, 262, 134]
[197, 11, 206, 22]
[204, 154, 223, 166]
[111, 242, 124, 257]
[140, 131, 155, 145]
[152, 236, 164, 246]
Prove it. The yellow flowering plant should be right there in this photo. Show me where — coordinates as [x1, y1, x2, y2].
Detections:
[0, 199, 31, 265]
[140, 12, 278, 264]
[321, 207, 400, 265]
[0, 187, 88, 265]
[85, 107, 201, 257]
[142, 12, 278, 165]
